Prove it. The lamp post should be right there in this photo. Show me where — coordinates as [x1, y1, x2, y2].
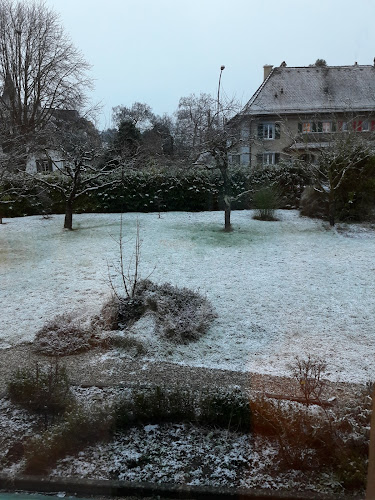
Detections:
[217, 65, 225, 117]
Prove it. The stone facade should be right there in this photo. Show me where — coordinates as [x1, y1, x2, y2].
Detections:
[229, 62, 375, 167]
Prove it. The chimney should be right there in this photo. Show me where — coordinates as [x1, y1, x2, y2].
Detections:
[263, 64, 273, 81]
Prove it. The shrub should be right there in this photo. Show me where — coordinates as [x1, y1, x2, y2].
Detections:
[250, 393, 371, 490]
[200, 388, 251, 432]
[109, 279, 217, 344]
[144, 281, 217, 343]
[33, 313, 104, 356]
[299, 186, 328, 219]
[114, 386, 197, 429]
[24, 404, 112, 474]
[114, 385, 251, 432]
[288, 354, 327, 404]
[252, 185, 280, 221]
[7, 361, 73, 422]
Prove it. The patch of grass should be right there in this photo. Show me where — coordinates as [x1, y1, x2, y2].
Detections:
[109, 334, 147, 356]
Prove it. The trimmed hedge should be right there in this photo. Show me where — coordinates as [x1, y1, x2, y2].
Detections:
[1, 163, 311, 217]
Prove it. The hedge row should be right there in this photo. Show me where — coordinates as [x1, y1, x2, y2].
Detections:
[1, 164, 311, 217]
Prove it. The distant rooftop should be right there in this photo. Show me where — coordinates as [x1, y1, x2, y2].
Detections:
[243, 63, 375, 116]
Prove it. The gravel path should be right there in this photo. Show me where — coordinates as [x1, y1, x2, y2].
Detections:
[0, 344, 362, 404]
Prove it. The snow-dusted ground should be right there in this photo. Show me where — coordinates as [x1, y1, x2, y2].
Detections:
[1, 210, 374, 383]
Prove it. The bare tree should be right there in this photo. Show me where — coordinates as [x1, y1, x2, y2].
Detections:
[0, 0, 91, 151]
[25, 116, 122, 230]
[306, 132, 374, 226]
[192, 68, 248, 231]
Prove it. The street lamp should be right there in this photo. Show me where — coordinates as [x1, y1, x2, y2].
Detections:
[217, 65, 225, 116]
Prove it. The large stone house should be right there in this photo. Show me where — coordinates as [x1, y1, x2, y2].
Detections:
[229, 61, 375, 167]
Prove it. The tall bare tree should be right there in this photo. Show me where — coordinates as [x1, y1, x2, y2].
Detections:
[0, 0, 91, 149]
[193, 68, 246, 231]
[25, 114, 122, 230]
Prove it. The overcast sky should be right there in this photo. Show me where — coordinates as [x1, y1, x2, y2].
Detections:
[43, 0, 375, 130]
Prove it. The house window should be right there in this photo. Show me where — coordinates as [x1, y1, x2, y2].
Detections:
[36, 158, 53, 173]
[338, 121, 348, 132]
[257, 122, 280, 140]
[240, 126, 250, 140]
[229, 154, 240, 165]
[302, 122, 311, 133]
[256, 152, 280, 165]
[353, 120, 369, 132]
[299, 121, 336, 133]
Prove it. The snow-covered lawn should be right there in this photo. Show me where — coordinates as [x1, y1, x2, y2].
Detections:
[1, 210, 374, 383]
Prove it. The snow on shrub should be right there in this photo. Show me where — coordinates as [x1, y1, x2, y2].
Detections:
[33, 313, 105, 356]
[109, 279, 217, 343]
[7, 361, 73, 420]
[145, 281, 217, 343]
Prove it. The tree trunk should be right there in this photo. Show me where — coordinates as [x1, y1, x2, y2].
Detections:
[328, 194, 335, 227]
[224, 200, 231, 232]
[221, 164, 232, 232]
[64, 201, 73, 230]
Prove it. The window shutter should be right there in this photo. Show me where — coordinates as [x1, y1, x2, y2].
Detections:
[275, 153, 280, 164]
[371, 120, 375, 131]
[298, 123, 302, 133]
[332, 122, 337, 132]
[257, 124, 263, 138]
[256, 153, 263, 164]
[317, 122, 322, 133]
[275, 123, 281, 139]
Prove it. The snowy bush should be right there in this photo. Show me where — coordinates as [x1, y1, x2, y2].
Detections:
[288, 354, 327, 404]
[252, 186, 280, 221]
[114, 385, 251, 431]
[33, 313, 105, 356]
[24, 404, 112, 474]
[114, 386, 196, 429]
[200, 388, 251, 432]
[108, 279, 217, 344]
[7, 361, 73, 421]
[145, 281, 217, 343]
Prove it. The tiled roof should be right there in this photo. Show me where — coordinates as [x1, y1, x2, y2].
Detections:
[243, 65, 375, 116]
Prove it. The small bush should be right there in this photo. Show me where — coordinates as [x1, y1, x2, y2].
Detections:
[252, 185, 280, 221]
[144, 281, 217, 343]
[299, 186, 328, 219]
[24, 404, 112, 474]
[109, 279, 217, 344]
[288, 354, 327, 404]
[200, 388, 251, 432]
[7, 361, 73, 421]
[114, 386, 251, 433]
[114, 386, 196, 429]
[34, 313, 104, 356]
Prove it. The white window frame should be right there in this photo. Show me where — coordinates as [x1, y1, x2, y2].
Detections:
[263, 152, 276, 165]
